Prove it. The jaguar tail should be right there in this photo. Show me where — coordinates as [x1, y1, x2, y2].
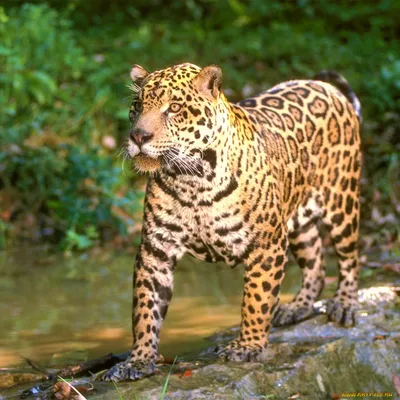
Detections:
[313, 70, 362, 123]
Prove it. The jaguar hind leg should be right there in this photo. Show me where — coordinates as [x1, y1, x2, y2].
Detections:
[273, 222, 325, 326]
[273, 196, 325, 327]
[323, 195, 361, 327]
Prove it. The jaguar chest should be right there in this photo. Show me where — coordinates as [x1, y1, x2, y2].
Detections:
[148, 172, 252, 266]
[182, 206, 250, 266]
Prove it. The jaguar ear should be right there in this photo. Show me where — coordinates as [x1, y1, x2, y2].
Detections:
[195, 65, 222, 100]
[130, 65, 149, 84]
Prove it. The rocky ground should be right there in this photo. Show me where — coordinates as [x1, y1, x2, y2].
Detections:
[2, 286, 399, 400]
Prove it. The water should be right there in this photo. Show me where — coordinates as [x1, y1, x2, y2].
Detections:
[0, 246, 305, 369]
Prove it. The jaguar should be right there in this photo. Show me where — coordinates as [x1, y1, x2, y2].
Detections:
[104, 63, 361, 381]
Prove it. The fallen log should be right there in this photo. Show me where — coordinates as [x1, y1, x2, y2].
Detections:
[51, 351, 130, 379]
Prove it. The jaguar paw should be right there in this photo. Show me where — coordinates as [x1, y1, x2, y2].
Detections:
[326, 299, 357, 327]
[272, 303, 314, 327]
[102, 360, 156, 382]
[215, 339, 266, 362]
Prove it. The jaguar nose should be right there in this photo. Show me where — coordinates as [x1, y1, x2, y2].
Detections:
[129, 129, 154, 147]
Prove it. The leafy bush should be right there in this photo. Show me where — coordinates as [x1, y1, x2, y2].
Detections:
[0, 143, 142, 250]
[0, 4, 139, 250]
[0, 4, 85, 142]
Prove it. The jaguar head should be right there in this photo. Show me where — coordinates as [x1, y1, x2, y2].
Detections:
[125, 63, 227, 173]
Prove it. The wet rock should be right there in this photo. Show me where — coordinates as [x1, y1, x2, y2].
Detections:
[4, 287, 398, 399]
[88, 287, 400, 400]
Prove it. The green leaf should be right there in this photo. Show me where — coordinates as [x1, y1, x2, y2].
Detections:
[31, 70, 57, 92]
[0, 45, 11, 56]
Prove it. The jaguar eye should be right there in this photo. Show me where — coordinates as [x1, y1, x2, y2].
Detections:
[132, 101, 143, 113]
[169, 103, 182, 113]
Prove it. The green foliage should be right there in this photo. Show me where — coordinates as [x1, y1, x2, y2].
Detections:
[0, 220, 8, 249]
[0, 0, 399, 249]
[0, 144, 140, 250]
[0, 4, 86, 141]
[0, 4, 140, 249]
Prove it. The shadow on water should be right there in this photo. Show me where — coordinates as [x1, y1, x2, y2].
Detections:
[0, 245, 320, 369]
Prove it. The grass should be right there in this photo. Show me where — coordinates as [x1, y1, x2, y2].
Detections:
[112, 380, 134, 400]
[160, 356, 178, 399]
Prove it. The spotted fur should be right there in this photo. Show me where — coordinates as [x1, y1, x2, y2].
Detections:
[104, 63, 362, 381]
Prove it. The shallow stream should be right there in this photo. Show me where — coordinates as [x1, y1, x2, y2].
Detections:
[0, 246, 309, 369]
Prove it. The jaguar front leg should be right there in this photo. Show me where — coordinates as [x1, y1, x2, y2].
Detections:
[217, 227, 288, 361]
[104, 229, 181, 381]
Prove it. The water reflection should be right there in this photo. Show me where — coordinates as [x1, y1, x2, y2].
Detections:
[0, 248, 301, 368]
